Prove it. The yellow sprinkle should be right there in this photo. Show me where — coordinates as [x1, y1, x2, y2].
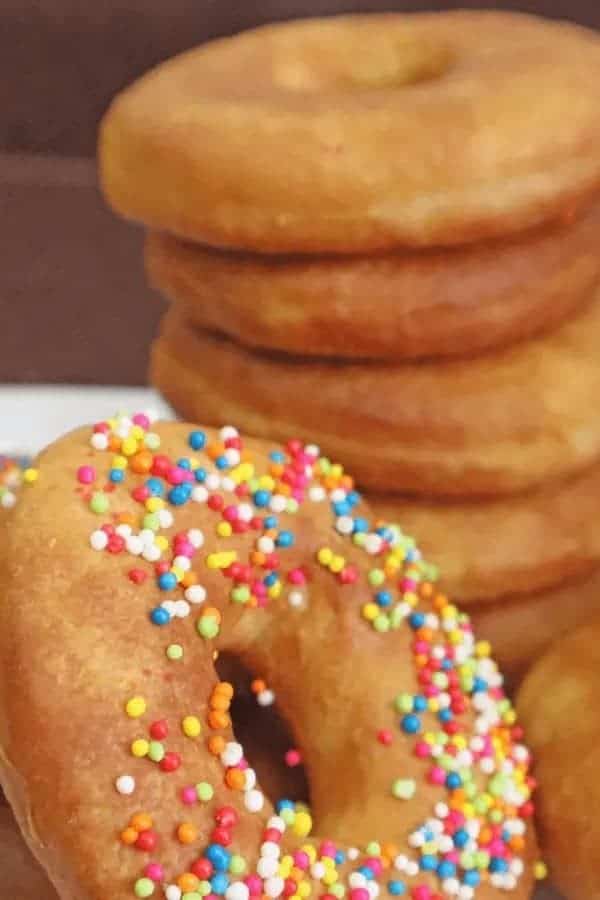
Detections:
[362, 603, 379, 622]
[23, 468, 38, 484]
[155, 536, 169, 551]
[121, 436, 138, 457]
[293, 811, 312, 838]
[131, 739, 150, 758]
[298, 884, 311, 898]
[449, 630, 463, 645]
[207, 551, 237, 570]
[317, 547, 333, 566]
[268, 583, 282, 599]
[125, 696, 146, 718]
[171, 566, 185, 582]
[475, 640, 492, 658]
[130, 425, 145, 440]
[534, 862, 548, 881]
[323, 871, 338, 886]
[404, 592, 418, 607]
[330, 464, 343, 478]
[301, 845, 317, 864]
[503, 709, 517, 726]
[146, 497, 165, 513]
[330, 555, 345, 573]
[112, 455, 128, 469]
[182, 716, 202, 739]
[217, 522, 233, 538]
[258, 475, 275, 490]
[230, 462, 254, 484]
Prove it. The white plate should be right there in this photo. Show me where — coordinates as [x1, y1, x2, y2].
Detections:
[0, 384, 174, 456]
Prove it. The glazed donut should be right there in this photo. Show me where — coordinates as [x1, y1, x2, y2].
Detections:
[368, 462, 600, 603]
[517, 616, 600, 899]
[145, 201, 600, 361]
[470, 568, 600, 686]
[100, 13, 600, 254]
[0, 807, 60, 898]
[151, 295, 600, 498]
[0, 415, 540, 900]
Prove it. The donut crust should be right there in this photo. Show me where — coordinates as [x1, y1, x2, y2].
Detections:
[150, 298, 600, 497]
[145, 201, 600, 361]
[517, 618, 600, 899]
[0, 421, 538, 899]
[100, 12, 600, 253]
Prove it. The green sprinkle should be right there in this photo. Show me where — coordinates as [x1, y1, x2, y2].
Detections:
[373, 614, 390, 633]
[166, 643, 184, 661]
[281, 808, 296, 826]
[183, 894, 202, 900]
[395, 694, 414, 713]
[330, 884, 345, 898]
[199, 882, 212, 897]
[196, 782, 214, 802]
[134, 878, 155, 898]
[366, 841, 381, 856]
[392, 778, 417, 800]
[148, 741, 165, 762]
[231, 586, 250, 604]
[230, 855, 247, 875]
[368, 568, 385, 587]
[144, 432, 161, 450]
[143, 512, 160, 532]
[89, 492, 109, 514]
[197, 616, 220, 640]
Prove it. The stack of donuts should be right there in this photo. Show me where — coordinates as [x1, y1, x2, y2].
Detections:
[100, 11, 600, 682]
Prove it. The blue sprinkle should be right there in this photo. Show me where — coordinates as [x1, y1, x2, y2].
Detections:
[473, 677, 488, 693]
[264, 573, 279, 587]
[177, 457, 192, 470]
[489, 858, 509, 874]
[264, 515, 278, 529]
[442, 659, 453, 670]
[188, 430, 206, 450]
[195, 467, 207, 483]
[215, 455, 229, 470]
[420, 855, 437, 872]
[158, 572, 177, 591]
[438, 709, 453, 724]
[206, 845, 231, 873]
[446, 772, 462, 790]
[211, 873, 230, 893]
[387, 881, 406, 896]
[168, 484, 191, 505]
[145, 477, 164, 496]
[409, 612, 426, 630]
[453, 829, 469, 849]
[464, 871, 481, 887]
[109, 469, 124, 483]
[353, 517, 369, 534]
[269, 450, 285, 463]
[150, 607, 171, 626]
[276, 798, 294, 811]
[254, 490, 271, 508]
[346, 490, 361, 506]
[358, 867, 374, 880]
[276, 530, 294, 548]
[332, 501, 351, 517]
[437, 861, 456, 879]
[335, 851, 346, 865]
[413, 695, 427, 713]
[401, 714, 421, 735]
[375, 590, 392, 608]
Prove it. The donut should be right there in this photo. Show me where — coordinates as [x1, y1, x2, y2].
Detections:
[99, 13, 600, 254]
[368, 462, 600, 603]
[0, 807, 59, 898]
[517, 617, 600, 898]
[145, 201, 600, 361]
[470, 568, 600, 687]
[0, 414, 541, 899]
[150, 295, 600, 498]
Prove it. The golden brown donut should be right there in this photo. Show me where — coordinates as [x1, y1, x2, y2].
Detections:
[150, 296, 600, 498]
[0, 415, 541, 900]
[145, 201, 600, 361]
[469, 568, 600, 687]
[0, 807, 59, 898]
[99, 13, 600, 254]
[517, 616, 600, 899]
[368, 462, 600, 604]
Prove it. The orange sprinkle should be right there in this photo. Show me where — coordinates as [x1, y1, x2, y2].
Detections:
[251, 552, 266, 566]
[225, 768, 246, 790]
[210, 693, 231, 712]
[207, 442, 225, 460]
[510, 835, 526, 853]
[202, 606, 222, 624]
[130, 450, 153, 474]
[433, 593, 448, 610]
[178, 874, 200, 892]
[214, 681, 234, 699]
[208, 735, 226, 756]
[269, 463, 284, 477]
[182, 571, 198, 588]
[420, 582, 434, 598]
[177, 822, 198, 844]
[208, 710, 231, 730]
[117, 511, 136, 526]
[120, 827, 138, 846]
[251, 679, 266, 694]
[109, 435, 121, 452]
[130, 813, 153, 832]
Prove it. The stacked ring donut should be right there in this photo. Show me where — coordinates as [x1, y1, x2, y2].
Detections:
[0, 414, 541, 900]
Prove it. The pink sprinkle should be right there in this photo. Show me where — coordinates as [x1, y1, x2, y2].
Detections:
[181, 786, 198, 805]
[144, 863, 164, 882]
[411, 886, 432, 900]
[377, 729, 393, 746]
[287, 569, 306, 585]
[132, 413, 151, 429]
[174, 539, 195, 558]
[246, 876, 263, 895]
[238, 758, 249, 770]
[350, 890, 369, 900]
[414, 741, 432, 758]
[319, 841, 336, 858]
[285, 749, 302, 768]
[365, 858, 383, 877]
[293, 851, 310, 870]
[428, 766, 446, 786]
[77, 465, 96, 484]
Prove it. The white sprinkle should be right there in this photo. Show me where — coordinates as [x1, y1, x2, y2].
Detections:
[0, 493, 16, 509]
[187, 528, 205, 548]
[221, 742, 243, 767]
[220, 426, 239, 440]
[237, 503, 253, 522]
[173, 555, 191, 571]
[226, 883, 249, 900]
[260, 842, 281, 859]
[312, 863, 327, 880]
[394, 856, 408, 872]
[221, 477, 236, 493]
[257, 858, 278, 879]
[270, 495, 287, 513]
[206, 473, 221, 491]
[257, 689, 275, 707]
[90, 433, 108, 450]
[115, 775, 135, 795]
[140, 528, 156, 546]
[265, 877, 284, 898]
[288, 591, 305, 609]
[225, 449, 241, 466]
[90, 530, 108, 551]
[126, 536, 144, 556]
[347, 848, 359, 861]
[257, 536, 275, 554]
[115, 523, 132, 538]
[308, 485, 326, 503]
[173, 600, 191, 619]
[158, 509, 174, 528]
[405, 861, 419, 878]
[364, 534, 383, 555]
[267, 816, 285, 833]
[348, 874, 366, 888]
[165, 886, 182, 900]
[142, 544, 161, 562]
[185, 584, 206, 605]
[305, 443, 320, 457]
[336, 515, 354, 535]
[192, 485, 209, 503]
[442, 878, 460, 896]
[330, 488, 346, 502]
[244, 768, 257, 791]
[244, 789, 264, 812]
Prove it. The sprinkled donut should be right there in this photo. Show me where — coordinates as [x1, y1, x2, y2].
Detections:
[145, 201, 600, 362]
[100, 12, 600, 254]
[0, 415, 541, 900]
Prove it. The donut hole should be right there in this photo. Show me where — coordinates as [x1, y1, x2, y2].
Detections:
[215, 653, 310, 807]
[273, 38, 453, 92]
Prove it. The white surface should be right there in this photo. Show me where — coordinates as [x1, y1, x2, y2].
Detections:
[0, 385, 174, 455]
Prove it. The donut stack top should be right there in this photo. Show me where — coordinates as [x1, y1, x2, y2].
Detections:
[0, 415, 543, 900]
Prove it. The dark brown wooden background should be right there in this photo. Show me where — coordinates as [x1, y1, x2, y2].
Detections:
[1, 2, 599, 387]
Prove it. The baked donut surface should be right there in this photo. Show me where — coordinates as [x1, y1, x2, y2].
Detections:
[150, 296, 600, 497]
[369, 462, 600, 603]
[0, 417, 539, 900]
[517, 618, 600, 899]
[145, 201, 600, 361]
[100, 13, 600, 253]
